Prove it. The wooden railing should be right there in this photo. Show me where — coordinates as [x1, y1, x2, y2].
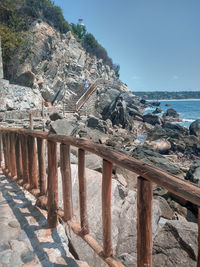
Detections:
[75, 78, 105, 112]
[0, 128, 200, 267]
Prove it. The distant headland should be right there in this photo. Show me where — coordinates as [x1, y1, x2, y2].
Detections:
[133, 91, 200, 100]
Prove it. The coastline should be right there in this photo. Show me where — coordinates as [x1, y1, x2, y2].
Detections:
[148, 99, 200, 101]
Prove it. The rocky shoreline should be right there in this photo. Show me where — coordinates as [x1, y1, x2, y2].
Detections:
[1, 84, 199, 266]
[0, 19, 200, 267]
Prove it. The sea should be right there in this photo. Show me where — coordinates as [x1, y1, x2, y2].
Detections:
[144, 99, 200, 128]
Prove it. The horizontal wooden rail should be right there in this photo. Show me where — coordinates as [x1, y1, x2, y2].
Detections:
[76, 78, 104, 111]
[1, 128, 200, 206]
[1, 127, 200, 267]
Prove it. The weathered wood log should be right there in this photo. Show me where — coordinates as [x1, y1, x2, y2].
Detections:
[21, 135, 29, 185]
[78, 149, 89, 234]
[102, 159, 113, 257]
[37, 138, 46, 195]
[137, 176, 153, 267]
[28, 135, 38, 189]
[15, 133, 23, 179]
[60, 144, 73, 221]
[10, 133, 17, 179]
[47, 140, 58, 228]
[66, 220, 124, 267]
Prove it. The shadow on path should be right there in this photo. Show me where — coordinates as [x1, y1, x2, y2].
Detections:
[0, 175, 79, 267]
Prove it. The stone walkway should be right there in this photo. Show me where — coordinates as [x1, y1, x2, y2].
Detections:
[0, 173, 88, 267]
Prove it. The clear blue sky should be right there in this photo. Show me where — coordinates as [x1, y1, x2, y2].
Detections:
[54, 0, 200, 91]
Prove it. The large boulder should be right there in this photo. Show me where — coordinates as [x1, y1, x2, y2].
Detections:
[185, 160, 200, 185]
[152, 107, 162, 114]
[153, 221, 197, 267]
[143, 113, 162, 125]
[130, 146, 183, 175]
[57, 165, 164, 266]
[162, 108, 182, 122]
[50, 119, 78, 136]
[57, 165, 197, 266]
[145, 139, 171, 154]
[189, 119, 200, 137]
[102, 94, 134, 130]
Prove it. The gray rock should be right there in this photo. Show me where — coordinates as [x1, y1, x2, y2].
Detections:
[50, 119, 78, 136]
[130, 146, 182, 175]
[185, 160, 200, 185]
[143, 113, 162, 125]
[189, 119, 200, 137]
[153, 107, 162, 114]
[49, 112, 63, 121]
[153, 221, 197, 267]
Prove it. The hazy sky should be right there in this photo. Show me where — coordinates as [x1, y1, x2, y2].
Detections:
[54, 0, 200, 91]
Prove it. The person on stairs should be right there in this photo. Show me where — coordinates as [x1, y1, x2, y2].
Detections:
[84, 79, 89, 90]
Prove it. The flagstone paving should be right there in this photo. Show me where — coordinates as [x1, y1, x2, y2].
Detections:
[0, 174, 88, 267]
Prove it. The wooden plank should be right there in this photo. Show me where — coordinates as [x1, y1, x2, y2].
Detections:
[28, 135, 38, 189]
[60, 144, 73, 221]
[1, 128, 200, 206]
[21, 135, 29, 184]
[37, 138, 46, 195]
[15, 134, 23, 179]
[47, 140, 58, 228]
[78, 148, 89, 234]
[137, 176, 153, 267]
[198, 207, 200, 267]
[102, 159, 113, 257]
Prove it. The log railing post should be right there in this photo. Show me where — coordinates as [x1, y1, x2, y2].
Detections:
[47, 140, 58, 228]
[21, 135, 29, 186]
[29, 112, 33, 130]
[78, 148, 89, 235]
[102, 159, 113, 257]
[0, 133, 2, 169]
[7, 133, 11, 176]
[60, 144, 73, 221]
[37, 138, 46, 195]
[137, 176, 153, 267]
[2, 133, 8, 171]
[10, 133, 17, 179]
[27, 135, 38, 190]
[15, 134, 23, 180]
[198, 207, 200, 267]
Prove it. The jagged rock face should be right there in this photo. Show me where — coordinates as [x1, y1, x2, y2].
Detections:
[100, 91, 143, 130]
[4, 22, 119, 103]
[0, 83, 42, 111]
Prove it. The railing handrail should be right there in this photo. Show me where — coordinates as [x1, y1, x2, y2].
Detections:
[1, 127, 200, 206]
[75, 78, 105, 111]
[0, 127, 200, 267]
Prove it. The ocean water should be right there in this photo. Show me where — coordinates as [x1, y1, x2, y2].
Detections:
[145, 100, 200, 128]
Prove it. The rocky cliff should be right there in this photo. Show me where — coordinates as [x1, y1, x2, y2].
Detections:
[3, 21, 126, 104]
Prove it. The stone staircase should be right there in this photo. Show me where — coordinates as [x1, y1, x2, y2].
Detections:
[65, 86, 86, 113]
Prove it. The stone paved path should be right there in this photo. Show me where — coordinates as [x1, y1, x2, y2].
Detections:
[0, 173, 88, 267]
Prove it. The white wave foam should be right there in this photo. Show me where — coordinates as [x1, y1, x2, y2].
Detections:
[182, 119, 195, 122]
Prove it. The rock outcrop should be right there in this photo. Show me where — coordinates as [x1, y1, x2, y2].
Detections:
[189, 119, 200, 137]
[4, 22, 122, 105]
